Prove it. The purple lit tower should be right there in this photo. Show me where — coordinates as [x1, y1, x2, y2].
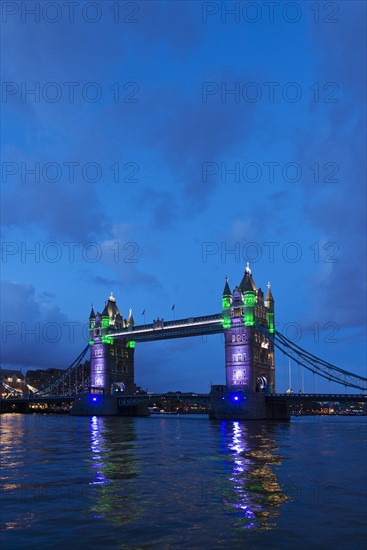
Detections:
[222, 263, 275, 395]
[89, 293, 135, 394]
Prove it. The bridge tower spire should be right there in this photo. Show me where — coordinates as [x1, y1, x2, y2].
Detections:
[265, 281, 275, 333]
[222, 276, 232, 329]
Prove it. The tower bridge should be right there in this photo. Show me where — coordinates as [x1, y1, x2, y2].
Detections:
[2, 263, 366, 419]
[86, 263, 276, 407]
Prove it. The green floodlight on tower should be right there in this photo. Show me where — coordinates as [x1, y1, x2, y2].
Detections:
[266, 312, 275, 334]
[244, 291, 255, 326]
[100, 300, 113, 344]
[101, 316, 110, 328]
[102, 334, 113, 345]
[222, 317, 231, 329]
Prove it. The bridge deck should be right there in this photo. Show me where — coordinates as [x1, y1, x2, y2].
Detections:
[1, 393, 366, 406]
[269, 393, 367, 402]
[108, 314, 224, 341]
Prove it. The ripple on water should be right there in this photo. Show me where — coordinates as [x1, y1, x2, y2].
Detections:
[0, 414, 366, 549]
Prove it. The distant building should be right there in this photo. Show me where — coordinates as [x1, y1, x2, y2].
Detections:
[26, 362, 90, 393]
[0, 368, 27, 397]
[25, 368, 66, 392]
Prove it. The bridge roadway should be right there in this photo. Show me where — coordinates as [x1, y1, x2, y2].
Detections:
[1, 393, 366, 409]
[108, 314, 224, 341]
[114, 393, 367, 404]
[267, 393, 367, 403]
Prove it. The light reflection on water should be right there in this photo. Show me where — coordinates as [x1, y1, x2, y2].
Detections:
[86, 415, 139, 526]
[89, 416, 108, 486]
[220, 420, 287, 531]
[85, 416, 287, 532]
[84, 416, 288, 535]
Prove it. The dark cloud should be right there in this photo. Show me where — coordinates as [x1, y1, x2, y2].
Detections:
[89, 266, 162, 293]
[2, 178, 110, 242]
[307, 1, 366, 104]
[292, 1, 367, 330]
[139, 187, 178, 229]
[1, 1, 365, 384]
[148, 84, 259, 212]
[1, 1, 202, 83]
[1, 281, 86, 371]
[136, 1, 203, 55]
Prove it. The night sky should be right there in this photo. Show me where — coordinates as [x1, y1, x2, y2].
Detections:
[1, 1, 366, 393]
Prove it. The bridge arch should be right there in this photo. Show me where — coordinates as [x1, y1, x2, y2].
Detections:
[112, 382, 126, 393]
[257, 375, 268, 392]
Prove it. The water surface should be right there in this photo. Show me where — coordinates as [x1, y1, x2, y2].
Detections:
[1, 414, 366, 549]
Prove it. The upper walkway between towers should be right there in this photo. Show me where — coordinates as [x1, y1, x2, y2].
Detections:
[106, 313, 224, 341]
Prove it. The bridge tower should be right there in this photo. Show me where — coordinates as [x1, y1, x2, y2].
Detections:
[211, 263, 277, 419]
[71, 294, 148, 415]
[223, 263, 275, 394]
[89, 293, 135, 394]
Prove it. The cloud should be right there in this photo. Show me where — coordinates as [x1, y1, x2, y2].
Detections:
[90, 266, 162, 294]
[291, 2, 367, 329]
[145, 77, 261, 211]
[138, 187, 179, 229]
[1, 176, 110, 242]
[1, 281, 86, 371]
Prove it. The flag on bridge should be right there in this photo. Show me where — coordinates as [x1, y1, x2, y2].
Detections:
[142, 309, 145, 315]
[172, 304, 175, 310]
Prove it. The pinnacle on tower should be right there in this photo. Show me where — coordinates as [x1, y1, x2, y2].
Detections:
[222, 276, 232, 296]
[127, 307, 135, 327]
[265, 281, 274, 306]
[239, 263, 257, 293]
[100, 293, 123, 325]
[89, 304, 96, 319]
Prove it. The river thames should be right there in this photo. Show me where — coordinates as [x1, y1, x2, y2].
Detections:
[1, 414, 366, 549]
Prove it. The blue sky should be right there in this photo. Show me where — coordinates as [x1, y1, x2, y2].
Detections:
[1, 0, 366, 393]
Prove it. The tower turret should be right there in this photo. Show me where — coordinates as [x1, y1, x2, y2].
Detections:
[222, 276, 231, 300]
[126, 308, 135, 327]
[265, 282, 275, 333]
[243, 265, 256, 327]
[239, 262, 257, 293]
[222, 276, 232, 329]
[257, 288, 264, 304]
[101, 292, 123, 326]
[89, 304, 96, 329]
[265, 281, 274, 308]
[101, 301, 110, 327]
